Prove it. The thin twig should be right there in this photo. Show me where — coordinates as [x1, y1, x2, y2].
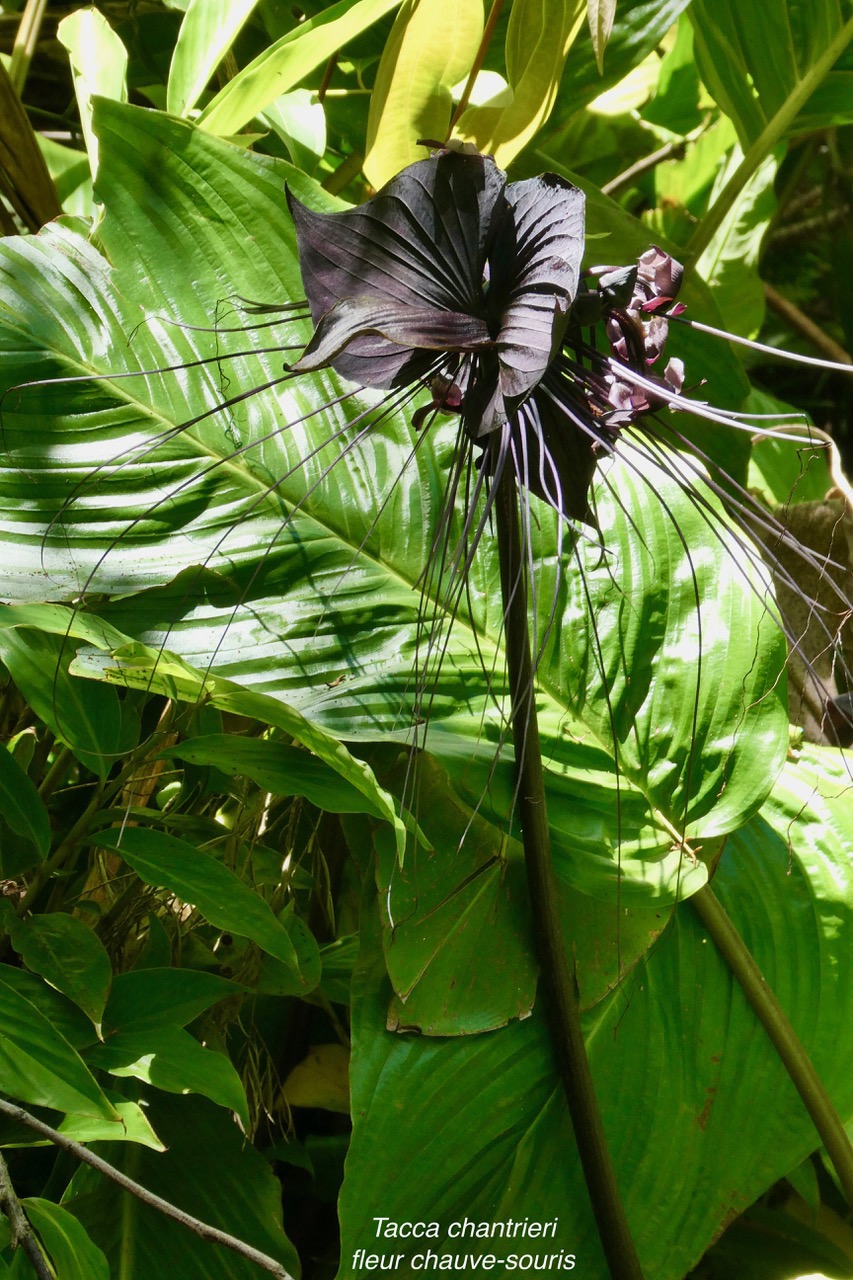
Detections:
[0, 1150, 54, 1280]
[0, 1100, 294, 1279]
[763, 282, 852, 367]
[446, 0, 506, 137]
[492, 454, 644, 1280]
[602, 139, 687, 197]
[692, 885, 853, 1207]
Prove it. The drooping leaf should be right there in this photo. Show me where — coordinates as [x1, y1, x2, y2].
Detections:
[587, 0, 617, 73]
[454, 0, 587, 167]
[56, 9, 128, 179]
[0, 625, 123, 779]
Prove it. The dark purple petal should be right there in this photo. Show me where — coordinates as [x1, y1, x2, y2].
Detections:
[292, 296, 493, 383]
[287, 152, 506, 324]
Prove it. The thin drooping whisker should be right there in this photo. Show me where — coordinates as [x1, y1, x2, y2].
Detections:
[619, 428, 849, 740]
[639, 417, 853, 621]
[611, 362, 821, 442]
[134, 305, 311, 336]
[672, 314, 853, 375]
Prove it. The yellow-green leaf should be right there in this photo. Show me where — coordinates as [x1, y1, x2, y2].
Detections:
[197, 0, 402, 137]
[453, 0, 586, 167]
[364, 0, 484, 188]
[167, 0, 261, 116]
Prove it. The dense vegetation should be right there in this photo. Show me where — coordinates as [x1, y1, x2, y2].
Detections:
[2, 1, 853, 1277]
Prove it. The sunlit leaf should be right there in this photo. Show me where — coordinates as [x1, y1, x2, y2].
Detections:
[23, 1200, 110, 1280]
[364, 0, 483, 187]
[197, 0, 403, 136]
[56, 8, 128, 179]
[167, 0, 261, 117]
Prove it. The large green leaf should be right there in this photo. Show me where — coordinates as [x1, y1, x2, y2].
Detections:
[6, 912, 112, 1029]
[691, 0, 853, 145]
[21, 1199, 110, 1280]
[0, 741, 50, 858]
[0, 101, 788, 909]
[340, 746, 853, 1280]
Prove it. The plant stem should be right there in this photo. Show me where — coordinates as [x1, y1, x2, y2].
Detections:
[492, 452, 644, 1280]
[686, 15, 853, 263]
[0, 1150, 53, 1280]
[446, 0, 506, 136]
[0, 1100, 294, 1280]
[692, 884, 853, 1206]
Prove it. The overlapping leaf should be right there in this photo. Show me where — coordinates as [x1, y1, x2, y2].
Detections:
[341, 746, 853, 1279]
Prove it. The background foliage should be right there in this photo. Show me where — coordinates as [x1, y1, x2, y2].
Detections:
[2, 0, 853, 1277]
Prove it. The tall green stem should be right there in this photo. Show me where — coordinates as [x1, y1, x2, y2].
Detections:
[693, 885, 853, 1206]
[687, 14, 853, 263]
[492, 452, 644, 1280]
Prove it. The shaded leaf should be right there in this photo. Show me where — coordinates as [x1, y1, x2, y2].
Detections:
[6, 912, 111, 1029]
[65, 1093, 299, 1280]
[93, 827, 305, 979]
[0, 741, 50, 857]
[23, 1199, 110, 1280]
[103, 968, 242, 1034]
[0, 625, 123, 779]
[282, 1043, 349, 1114]
[88, 1026, 249, 1127]
[164, 733, 387, 815]
[0, 966, 118, 1121]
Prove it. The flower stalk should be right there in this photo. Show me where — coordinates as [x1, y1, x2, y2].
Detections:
[492, 448, 644, 1280]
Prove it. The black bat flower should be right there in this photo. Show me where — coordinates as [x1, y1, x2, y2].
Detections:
[286, 148, 699, 530]
[285, 147, 853, 744]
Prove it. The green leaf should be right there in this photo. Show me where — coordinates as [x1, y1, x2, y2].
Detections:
[23, 1200, 110, 1280]
[163, 733, 385, 815]
[364, 0, 484, 187]
[695, 143, 780, 338]
[88, 1026, 249, 1126]
[0, 625, 123, 779]
[93, 827, 305, 978]
[167, 0, 261, 116]
[56, 8, 128, 179]
[0, 741, 50, 857]
[197, 0, 403, 136]
[0, 966, 118, 1121]
[58, 1096, 166, 1151]
[454, 0, 587, 166]
[341, 747, 853, 1278]
[586, 0, 616, 73]
[65, 1093, 299, 1280]
[691, 0, 853, 145]
[6, 912, 112, 1029]
[103, 968, 242, 1034]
